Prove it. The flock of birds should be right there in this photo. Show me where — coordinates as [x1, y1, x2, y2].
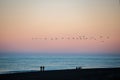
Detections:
[32, 34, 110, 43]
[31, 0, 120, 42]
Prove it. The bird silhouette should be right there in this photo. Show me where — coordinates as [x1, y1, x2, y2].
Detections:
[106, 36, 110, 39]
[61, 37, 64, 40]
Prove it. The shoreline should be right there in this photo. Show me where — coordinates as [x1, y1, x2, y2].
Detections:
[0, 68, 120, 80]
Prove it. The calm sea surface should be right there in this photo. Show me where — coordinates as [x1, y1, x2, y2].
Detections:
[0, 54, 120, 74]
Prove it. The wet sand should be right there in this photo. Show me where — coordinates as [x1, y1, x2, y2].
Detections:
[0, 68, 120, 80]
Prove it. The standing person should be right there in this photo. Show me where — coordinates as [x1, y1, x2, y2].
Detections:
[43, 66, 45, 71]
[79, 66, 82, 69]
[40, 66, 42, 71]
[76, 67, 78, 70]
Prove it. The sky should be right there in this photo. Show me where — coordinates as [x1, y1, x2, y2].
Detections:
[0, 0, 120, 54]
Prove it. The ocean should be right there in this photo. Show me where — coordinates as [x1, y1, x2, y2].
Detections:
[0, 54, 120, 74]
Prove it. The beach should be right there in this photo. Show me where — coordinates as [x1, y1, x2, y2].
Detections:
[0, 68, 120, 80]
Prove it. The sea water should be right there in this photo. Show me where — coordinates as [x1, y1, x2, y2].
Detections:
[0, 54, 120, 74]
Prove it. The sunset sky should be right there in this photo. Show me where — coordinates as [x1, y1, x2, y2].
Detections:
[0, 0, 120, 54]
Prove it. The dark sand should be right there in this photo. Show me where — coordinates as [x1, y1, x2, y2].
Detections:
[0, 68, 120, 80]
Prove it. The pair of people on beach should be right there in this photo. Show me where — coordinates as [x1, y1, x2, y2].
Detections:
[40, 66, 45, 71]
[76, 66, 82, 70]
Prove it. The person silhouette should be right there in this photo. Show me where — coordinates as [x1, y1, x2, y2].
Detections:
[40, 66, 42, 71]
[79, 67, 82, 69]
[43, 66, 45, 71]
[76, 66, 82, 70]
[76, 67, 78, 70]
